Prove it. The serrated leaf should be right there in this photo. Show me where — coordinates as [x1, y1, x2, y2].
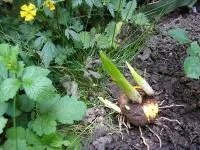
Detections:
[41, 132, 64, 148]
[23, 77, 56, 102]
[17, 94, 35, 112]
[68, 29, 80, 41]
[168, 28, 191, 44]
[79, 31, 91, 49]
[188, 41, 200, 56]
[96, 34, 110, 49]
[0, 102, 8, 116]
[132, 13, 150, 26]
[6, 127, 41, 146]
[110, 0, 126, 11]
[0, 63, 8, 82]
[54, 96, 87, 124]
[0, 44, 19, 72]
[121, 0, 137, 21]
[22, 66, 56, 102]
[184, 56, 200, 79]
[0, 117, 7, 134]
[99, 51, 142, 103]
[3, 139, 27, 150]
[29, 115, 57, 136]
[34, 33, 47, 50]
[41, 41, 57, 68]
[22, 66, 50, 78]
[107, 3, 115, 17]
[0, 78, 21, 102]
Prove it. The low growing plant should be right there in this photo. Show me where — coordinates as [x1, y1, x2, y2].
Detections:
[0, 43, 87, 149]
[168, 28, 200, 79]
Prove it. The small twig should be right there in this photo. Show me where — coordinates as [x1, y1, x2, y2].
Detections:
[139, 126, 149, 150]
[146, 125, 162, 148]
[157, 117, 181, 125]
[159, 104, 185, 109]
[158, 100, 165, 106]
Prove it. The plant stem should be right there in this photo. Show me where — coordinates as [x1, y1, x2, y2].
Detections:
[13, 96, 18, 150]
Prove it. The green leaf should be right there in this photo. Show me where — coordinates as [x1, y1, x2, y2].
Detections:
[17, 94, 35, 112]
[41, 41, 57, 68]
[54, 96, 87, 124]
[99, 51, 142, 103]
[29, 115, 57, 136]
[107, 3, 115, 17]
[0, 44, 19, 72]
[96, 34, 110, 49]
[132, 13, 150, 26]
[0, 63, 8, 83]
[110, 0, 126, 11]
[22, 66, 56, 102]
[72, 0, 82, 8]
[22, 66, 50, 78]
[6, 127, 41, 146]
[188, 41, 200, 56]
[0, 78, 21, 102]
[85, 0, 93, 7]
[121, 0, 137, 21]
[6, 102, 22, 117]
[168, 28, 191, 44]
[184, 56, 200, 79]
[0, 117, 7, 134]
[41, 132, 64, 148]
[0, 102, 8, 116]
[3, 139, 27, 150]
[79, 31, 91, 49]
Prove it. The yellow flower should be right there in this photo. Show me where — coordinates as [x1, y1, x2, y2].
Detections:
[20, 3, 37, 21]
[44, 0, 55, 11]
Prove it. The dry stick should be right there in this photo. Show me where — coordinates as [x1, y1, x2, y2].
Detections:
[159, 104, 185, 109]
[157, 117, 181, 125]
[139, 126, 150, 150]
[146, 125, 162, 148]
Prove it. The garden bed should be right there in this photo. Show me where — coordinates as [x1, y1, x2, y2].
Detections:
[85, 11, 200, 150]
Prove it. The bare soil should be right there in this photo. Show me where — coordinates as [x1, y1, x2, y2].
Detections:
[85, 12, 200, 150]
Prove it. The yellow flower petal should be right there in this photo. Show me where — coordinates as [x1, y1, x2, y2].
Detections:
[20, 4, 28, 11]
[49, 4, 55, 10]
[25, 15, 34, 21]
[28, 3, 36, 10]
[20, 11, 27, 17]
[29, 10, 37, 16]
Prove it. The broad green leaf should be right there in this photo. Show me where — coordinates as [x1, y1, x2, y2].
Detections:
[41, 132, 64, 148]
[22, 66, 50, 78]
[184, 56, 200, 79]
[29, 115, 57, 136]
[6, 127, 41, 146]
[54, 96, 87, 124]
[168, 28, 191, 44]
[0, 78, 21, 102]
[79, 31, 91, 49]
[3, 139, 27, 150]
[0, 102, 8, 116]
[6, 127, 26, 139]
[0, 44, 19, 72]
[68, 29, 80, 41]
[0, 63, 8, 82]
[17, 94, 35, 112]
[110, 0, 126, 11]
[85, 0, 93, 7]
[107, 3, 115, 17]
[132, 13, 150, 26]
[188, 41, 200, 56]
[121, 0, 137, 21]
[72, 0, 82, 8]
[22, 66, 56, 101]
[6, 102, 22, 117]
[22, 77, 56, 102]
[96, 34, 110, 49]
[41, 41, 57, 68]
[0, 117, 7, 134]
[34, 33, 48, 50]
[99, 51, 142, 103]
[93, 0, 103, 7]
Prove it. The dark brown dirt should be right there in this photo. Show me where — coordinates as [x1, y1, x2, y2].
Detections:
[85, 12, 200, 150]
